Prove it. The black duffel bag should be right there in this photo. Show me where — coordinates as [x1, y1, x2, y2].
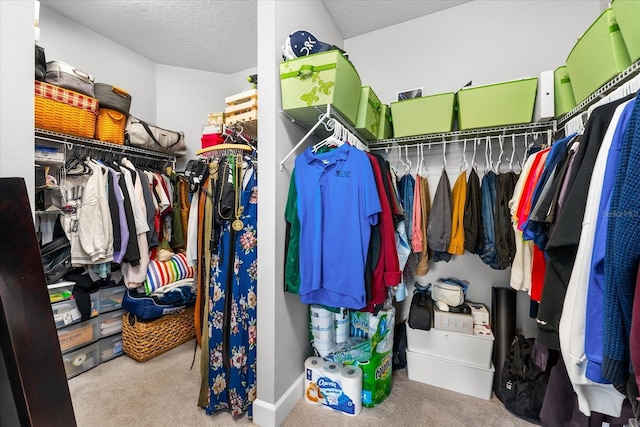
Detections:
[496, 335, 549, 421]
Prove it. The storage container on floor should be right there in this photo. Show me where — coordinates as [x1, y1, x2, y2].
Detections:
[612, 0, 640, 62]
[391, 93, 455, 137]
[405, 323, 494, 369]
[98, 333, 123, 363]
[377, 104, 393, 140]
[554, 66, 577, 118]
[99, 284, 126, 313]
[62, 342, 99, 379]
[406, 350, 495, 400]
[566, 7, 631, 104]
[98, 308, 125, 338]
[280, 51, 362, 125]
[457, 78, 538, 130]
[354, 86, 382, 140]
[51, 298, 82, 329]
[57, 317, 99, 353]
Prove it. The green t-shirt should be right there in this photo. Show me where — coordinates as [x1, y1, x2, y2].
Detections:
[284, 169, 301, 294]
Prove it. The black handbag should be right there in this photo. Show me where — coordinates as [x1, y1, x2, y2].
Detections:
[408, 288, 433, 331]
[35, 45, 46, 81]
[496, 335, 549, 420]
[40, 236, 72, 285]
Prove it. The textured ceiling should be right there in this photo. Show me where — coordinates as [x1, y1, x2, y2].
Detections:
[40, 0, 471, 74]
[322, 0, 471, 39]
[40, 0, 258, 74]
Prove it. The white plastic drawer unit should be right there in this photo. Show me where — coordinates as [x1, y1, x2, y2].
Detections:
[405, 322, 494, 369]
[98, 309, 125, 338]
[98, 285, 126, 313]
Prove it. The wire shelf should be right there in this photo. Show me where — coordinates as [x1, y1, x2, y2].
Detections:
[558, 59, 640, 126]
[280, 105, 361, 141]
[368, 121, 557, 150]
[35, 128, 176, 161]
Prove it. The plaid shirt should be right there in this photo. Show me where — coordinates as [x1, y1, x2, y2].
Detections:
[35, 80, 98, 113]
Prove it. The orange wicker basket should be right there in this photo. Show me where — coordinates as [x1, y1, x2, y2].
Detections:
[34, 81, 98, 139]
[95, 108, 126, 144]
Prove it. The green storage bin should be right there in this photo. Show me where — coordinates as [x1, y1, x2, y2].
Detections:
[390, 93, 455, 137]
[566, 7, 631, 104]
[457, 78, 538, 130]
[377, 104, 393, 140]
[355, 86, 382, 140]
[280, 51, 362, 125]
[612, 0, 640, 62]
[554, 66, 577, 118]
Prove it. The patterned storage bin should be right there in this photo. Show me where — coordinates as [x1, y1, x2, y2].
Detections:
[280, 50, 362, 125]
[377, 104, 393, 140]
[34, 80, 98, 138]
[354, 86, 382, 141]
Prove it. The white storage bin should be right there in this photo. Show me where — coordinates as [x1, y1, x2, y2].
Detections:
[405, 323, 494, 369]
[98, 333, 123, 363]
[406, 350, 494, 400]
[47, 281, 75, 304]
[62, 342, 98, 379]
[99, 285, 126, 313]
[51, 298, 81, 329]
[98, 308, 124, 338]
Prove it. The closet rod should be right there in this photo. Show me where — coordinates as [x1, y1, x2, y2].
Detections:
[368, 130, 552, 152]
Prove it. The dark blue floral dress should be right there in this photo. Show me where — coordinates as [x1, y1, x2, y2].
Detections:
[205, 169, 257, 417]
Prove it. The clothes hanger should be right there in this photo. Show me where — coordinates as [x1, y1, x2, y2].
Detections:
[459, 139, 469, 173]
[495, 135, 506, 173]
[509, 134, 521, 173]
[471, 137, 478, 171]
[484, 136, 491, 175]
[404, 145, 412, 175]
[441, 141, 447, 171]
[312, 119, 343, 152]
[417, 144, 424, 177]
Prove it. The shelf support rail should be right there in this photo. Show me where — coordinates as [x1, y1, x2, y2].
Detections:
[279, 105, 332, 171]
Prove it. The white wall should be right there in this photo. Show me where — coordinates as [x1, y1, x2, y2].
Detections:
[254, 1, 344, 426]
[344, 0, 601, 338]
[0, 1, 36, 213]
[39, 5, 157, 122]
[155, 64, 229, 168]
[229, 66, 258, 95]
[345, 0, 601, 105]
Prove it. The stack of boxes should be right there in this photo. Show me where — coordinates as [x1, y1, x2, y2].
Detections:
[50, 281, 127, 379]
[405, 300, 496, 400]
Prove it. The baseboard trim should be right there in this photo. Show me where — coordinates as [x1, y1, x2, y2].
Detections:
[252, 373, 304, 427]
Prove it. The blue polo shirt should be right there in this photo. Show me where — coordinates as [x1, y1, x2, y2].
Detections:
[295, 144, 381, 309]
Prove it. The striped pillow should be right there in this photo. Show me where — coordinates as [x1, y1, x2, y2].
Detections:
[143, 252, 195, 295]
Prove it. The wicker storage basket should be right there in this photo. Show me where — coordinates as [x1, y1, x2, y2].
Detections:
[34, 80, 98, 139]
[122, 307, 195, 362]
[95, 108, 126, 144]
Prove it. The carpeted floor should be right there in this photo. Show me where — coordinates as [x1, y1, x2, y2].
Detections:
[68, 339, 535, 426]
